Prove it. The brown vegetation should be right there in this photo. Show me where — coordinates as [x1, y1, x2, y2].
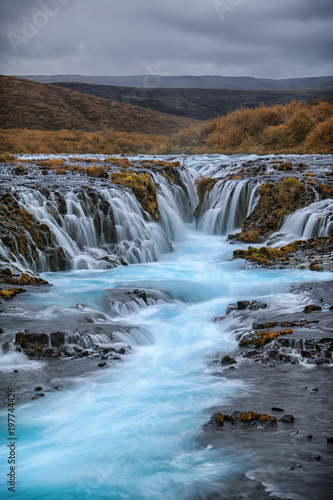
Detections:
[0, 86, 332, 155]
[0, 75, 197, 135]
[111, 172, 158, 220]
[165, 100, 333, 154]
[0, 129, 168, 155]
[239, 177, 313, 242]
[233, 237, 333, 270]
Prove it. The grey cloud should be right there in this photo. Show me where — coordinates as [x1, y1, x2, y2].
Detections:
[0, 0, 332, 78]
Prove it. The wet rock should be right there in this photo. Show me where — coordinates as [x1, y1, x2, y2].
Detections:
[35, 387, 43, 391]
[59, 345, 76, 357]
[249, 301, 267, 311]
[271, 407, 284, 412]
[209, 410, 278, 428]
[105, 287, 173, 314]
[43, 347, 60, 358]
[281, 414, 295, 423]
[327, 437, 333, 444]
[237, 300, 250, 310]
[79, 350, 90, 358]
[32, 393, 45, 401]
[223, 300, 267, 317]
[210, 412, 225, 426]
[98, 362, 107, 368]
[0, 287, 26, 300]
[116, 347, 126, 355]
[221, 355, 237, 365]
[50, 332, 65, 347]
[304, 305, 323, 313]
[16, 332, 49, 350]
[290, 463, 302, 471]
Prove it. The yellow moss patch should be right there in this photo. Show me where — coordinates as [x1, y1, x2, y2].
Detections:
[239, 411, 259, 423]
[258, 414, 278, 425]
[254, 331, 281, 347]
[0, 288, 25, 299]
[111, 171, 158, 220]
[214, 413, 224, 425]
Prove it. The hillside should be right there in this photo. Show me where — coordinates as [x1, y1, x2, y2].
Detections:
[0, 98, 331, 155]
[53, 82, 333, 121]
[16, 74, 333, 91]
[165, 100, 333, 155]
[0, 76, 197, 135]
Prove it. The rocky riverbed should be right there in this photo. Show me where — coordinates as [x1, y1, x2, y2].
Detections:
[198, 280, 333, 500]
[0, 153, 332, 499]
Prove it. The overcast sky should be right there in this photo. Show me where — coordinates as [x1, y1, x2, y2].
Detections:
[0, 0, 332, 78]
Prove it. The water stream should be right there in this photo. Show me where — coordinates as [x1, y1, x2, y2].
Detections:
[0, 154, 332, 499]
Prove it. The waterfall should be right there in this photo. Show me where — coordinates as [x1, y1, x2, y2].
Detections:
[268, 199, 333, 246]
[10, 187, 172, 270]
[150, 169, 198, 240]
[196, 179, 260, 235]
[0, 166, 198, 271]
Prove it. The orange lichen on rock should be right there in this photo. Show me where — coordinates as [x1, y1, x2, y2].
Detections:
[304, 305, 322, 313]
[240, 327, 293, 348]
[258, 414, 278, 425]
[214, 413, 224, 426]
[239, 411, 259, 423]
[0, 287, 25, 299]
[254, 331, 281, 347]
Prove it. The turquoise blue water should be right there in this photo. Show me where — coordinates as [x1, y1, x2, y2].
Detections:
[0, 228, 330, 499]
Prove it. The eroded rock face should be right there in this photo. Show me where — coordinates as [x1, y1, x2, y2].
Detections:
[0, 192, 60, 270]
[239, 177, 314, 243]
[14, 328, 132, 360]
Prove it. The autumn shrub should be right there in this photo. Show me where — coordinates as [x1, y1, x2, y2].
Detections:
[87, 166, 108, 178]
[305, 117, 333, 153]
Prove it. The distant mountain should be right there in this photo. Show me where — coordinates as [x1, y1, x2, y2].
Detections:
[52, 82, 333, 121]
[0, 76, 197, 134]
[15, 74, 333, 91]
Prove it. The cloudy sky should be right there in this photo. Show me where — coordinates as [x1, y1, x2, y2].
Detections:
[0, 0, 332, 78]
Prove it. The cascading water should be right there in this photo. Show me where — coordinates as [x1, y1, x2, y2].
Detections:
[268, 198, 333, 246]
[150, 169, 198, 240]
[0, 154, 332, 500]
[2, 166, 199, 271]
[196, 179, 260, 234]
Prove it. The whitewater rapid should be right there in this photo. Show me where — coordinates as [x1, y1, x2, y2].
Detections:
[1, 227, 330, 500]
[0, 154, 332, 499]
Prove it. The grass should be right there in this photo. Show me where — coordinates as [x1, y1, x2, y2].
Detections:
[0, 75, 197, 135]
[0, 88, 332, 155]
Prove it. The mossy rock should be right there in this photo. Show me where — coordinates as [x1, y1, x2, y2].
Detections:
[240, 177, 314, 242]
[111, 171, 158, 220]
[0, 287, 25, 300]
